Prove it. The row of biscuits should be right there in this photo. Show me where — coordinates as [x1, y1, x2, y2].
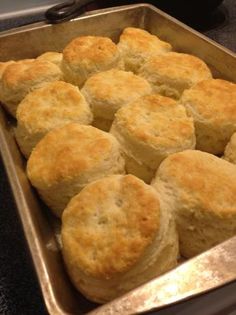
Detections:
[0, 27, 236, 304]
[0, 27, 212, 118]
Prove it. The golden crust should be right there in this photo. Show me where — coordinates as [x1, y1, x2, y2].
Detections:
[16, 81, 92, 132]
[180, 79, 236, 154]
[0, 59, 63, 116]
[37, 51, 62, 67]
[181, 79, 236, 123]
[2, 59, 61, 88]
[15, 81, 93, 158]
[62, 36, 120, 86]
[27, 123, 124, 189]
[139, 52, 212, 98]
[81, 69, 152, 120]
[155, 150, 236, 217]
[62, 174, 160, 278]
[0, 61, 15, 79]
[119, 27, 171, 52]
[141, 52, 212, 83]
[113, 94, 195, 149]
[118, 27, 172, 72]
[63, 36, 118, 65]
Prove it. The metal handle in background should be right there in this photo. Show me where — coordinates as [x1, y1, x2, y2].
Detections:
[45, 0, 93, 23]
[89, 236, 236, 315]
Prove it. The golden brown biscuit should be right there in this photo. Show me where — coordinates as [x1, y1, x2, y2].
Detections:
[139, 52, 212, 99]
[152, 150, 236, 258]
[62, 36, 121, 87]
[27, 123, 125, 217]
[0, 59, 63, 117]
[15, 81, 93, 158]
[180, 79, 236, 155]
[110, 94, 195, 183]
[81, 69, 152, 131]
[62, 174, 178, 303]
[0, 61, 15, 78]
[37, 51, 62, 67]
[117, 27, 172, 73]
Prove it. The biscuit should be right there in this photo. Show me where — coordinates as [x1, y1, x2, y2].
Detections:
[0, 61, 15, 79]
[180, 79, 236, 155]
[62, 36, 121, 87]
[110, 94, 195, 183]
[0, 59, 63, 117]
[152, 150, 236, 258]
[0, 60, 15, 101]
[139, 52, 212, 99]
[62, 174, 179, 303]
[27, 123, 125, 217]
[117, 27, 172, 73]
[223, 133, 236, 164]
[15, 81, 93, 158]
[81, 69, 152, 131]
[37, 51, 62, 67]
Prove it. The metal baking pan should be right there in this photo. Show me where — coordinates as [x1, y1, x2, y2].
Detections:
[0, 4, 236, 315]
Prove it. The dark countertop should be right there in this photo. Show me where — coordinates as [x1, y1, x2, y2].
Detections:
[0, 1, 235, 314]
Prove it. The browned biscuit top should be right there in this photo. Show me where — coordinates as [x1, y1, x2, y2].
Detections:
[140, 52, 212, 84]
[82, 69, 151, 102]
[63, 36, 119, 67]
[156, 150, 236, 217]
[17, 81, 92, 132]
[119, 27, 172, 54]
[180, 79, 236, 124]
[2, 59, 62, 89]
[27, 123, 122, 188]
[81, 69, 152, 119]
[0, 61, 15, 78]
[62, 174, 160, 278]
[37, 51, 62, 66]
[114, 94, 194, 148]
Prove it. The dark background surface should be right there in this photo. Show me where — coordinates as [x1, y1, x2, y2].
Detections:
[0, 0, 236, 314]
